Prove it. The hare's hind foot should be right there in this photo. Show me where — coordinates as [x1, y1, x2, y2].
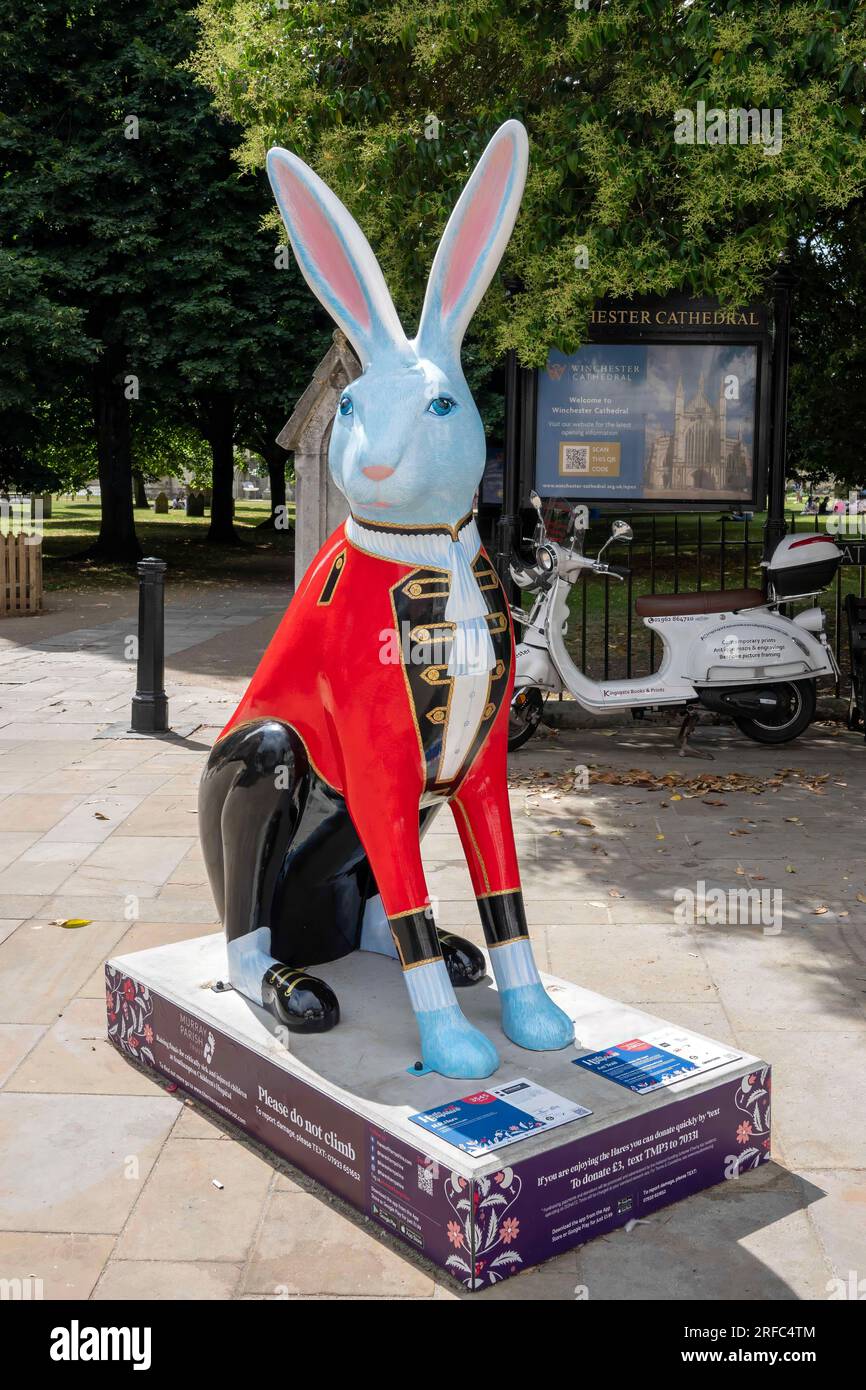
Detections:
[437, 932, 486, 987]
[361, 895, 485, 985]
[262, 966, 340, 1035]
[225, 928, 340, 1035]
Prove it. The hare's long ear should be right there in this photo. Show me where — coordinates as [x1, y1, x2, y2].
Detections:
[267, 147, 406, 367]
[415, 120, 528, 361]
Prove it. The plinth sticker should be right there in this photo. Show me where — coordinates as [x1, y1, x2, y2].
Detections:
[574, 1029, 741, 1094]
[409, 1078, 591, 1157]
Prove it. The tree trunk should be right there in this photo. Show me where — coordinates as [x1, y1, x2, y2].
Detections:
[205, 393, 239, 544]
[256, 445, 289, 530]
[133, 470, 150, 509]
[90, 351, 141, 562]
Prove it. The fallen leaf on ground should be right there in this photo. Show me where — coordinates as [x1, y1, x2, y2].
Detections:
[509, 765, 849, 799]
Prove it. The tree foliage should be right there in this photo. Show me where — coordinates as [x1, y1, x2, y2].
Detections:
[788, 198, 866, 490]
[194, 0, 866, 366]
[0, 0, 329, 556]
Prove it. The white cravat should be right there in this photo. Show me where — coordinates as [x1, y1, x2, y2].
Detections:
[346, 515, 496, 676]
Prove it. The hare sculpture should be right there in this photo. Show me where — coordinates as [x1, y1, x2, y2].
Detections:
[198, 119, 574, 1079]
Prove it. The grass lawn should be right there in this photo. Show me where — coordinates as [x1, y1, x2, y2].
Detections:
[41, 499, 296, 591]
[37, 495, 863, 684]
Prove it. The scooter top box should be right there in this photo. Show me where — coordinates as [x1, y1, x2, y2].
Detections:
[107, 934, 771, 1290]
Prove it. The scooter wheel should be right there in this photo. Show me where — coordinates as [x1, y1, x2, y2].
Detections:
[734, 680, 817, 745]
[508, 688, 544, 751]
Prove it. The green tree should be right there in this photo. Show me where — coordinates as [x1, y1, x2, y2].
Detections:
[0, 0, 328, 560]
[155, 159, 330, 542]
[234, 273, 331, 530]
[0, 248, 96, 493]
[0, 0, 201, 559]
[788, 199, 866, 492]
[194, 0, 866, 365]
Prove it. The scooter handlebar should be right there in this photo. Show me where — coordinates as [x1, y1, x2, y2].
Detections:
[597, 563, 630, 581]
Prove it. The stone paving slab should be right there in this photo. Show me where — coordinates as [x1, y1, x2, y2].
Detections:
[118, 1138, 274, 1264]
[0, 599, 862, 1299]
[92, 1259, 243, 1301]
[0, 1092, 180, 1233]
[0, 1231, 116, 1300]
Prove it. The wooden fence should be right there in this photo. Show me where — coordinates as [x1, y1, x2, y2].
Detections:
[0, 534, 42, 616]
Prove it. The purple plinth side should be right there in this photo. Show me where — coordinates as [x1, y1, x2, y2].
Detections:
[106, 964, 771, 1292]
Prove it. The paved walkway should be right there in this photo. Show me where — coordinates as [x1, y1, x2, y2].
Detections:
[0, 591, 863, 1300]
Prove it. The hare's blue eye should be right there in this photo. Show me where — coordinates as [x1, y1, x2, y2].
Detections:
[339, 395, 353, 417]
[428, 395, 456, 417]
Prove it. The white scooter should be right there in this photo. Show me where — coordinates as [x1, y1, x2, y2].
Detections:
[508, 493, 841, 752]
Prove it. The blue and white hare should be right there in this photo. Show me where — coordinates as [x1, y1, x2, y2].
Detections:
[198, 119, 574, 1078]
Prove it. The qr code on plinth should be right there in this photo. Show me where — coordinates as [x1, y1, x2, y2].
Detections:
[417, 1161, 437, 1195]
[561, 444, 590, 474]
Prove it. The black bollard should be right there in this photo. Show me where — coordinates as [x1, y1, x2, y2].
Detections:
[131, 557, 168, 733]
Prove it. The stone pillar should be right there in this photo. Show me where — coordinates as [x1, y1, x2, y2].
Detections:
[277, 330, 360, 588]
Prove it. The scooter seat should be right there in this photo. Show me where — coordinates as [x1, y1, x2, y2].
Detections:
[635, 588, 766, 618]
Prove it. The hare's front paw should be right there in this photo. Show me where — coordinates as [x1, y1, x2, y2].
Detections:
[500, 984, 574, 1052]
[416, 1006, 499, 1079]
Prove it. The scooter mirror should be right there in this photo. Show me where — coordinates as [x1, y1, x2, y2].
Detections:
[529, 491, 543, 514]
[611, 520, 633, 542]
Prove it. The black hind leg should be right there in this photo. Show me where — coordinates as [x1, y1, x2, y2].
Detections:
[199, 719, 368, 1034]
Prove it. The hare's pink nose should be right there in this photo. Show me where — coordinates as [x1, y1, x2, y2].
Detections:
[361, 464, 397, 480]
[362, 465, 395, 481]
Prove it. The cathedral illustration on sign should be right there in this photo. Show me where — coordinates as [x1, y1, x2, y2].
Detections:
[643, 371, 752, 500]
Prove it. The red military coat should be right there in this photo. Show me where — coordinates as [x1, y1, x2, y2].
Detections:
[219, 522, 521, 917]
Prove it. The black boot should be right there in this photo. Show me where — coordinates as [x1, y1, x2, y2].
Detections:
[438, 932, 486, 987]
[262, 966, 340, 1034]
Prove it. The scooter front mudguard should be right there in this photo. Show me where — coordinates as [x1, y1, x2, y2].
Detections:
[685, 613, 835, 685]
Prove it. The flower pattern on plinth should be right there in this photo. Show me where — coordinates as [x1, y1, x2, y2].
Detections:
[444, 1166, 523, 1288]
[732, 1065, 771, 1171]
[106, 966, 156, 1066]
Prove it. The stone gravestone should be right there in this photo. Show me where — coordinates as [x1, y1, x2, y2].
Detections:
[154, 492, 169, 515]
[186, 492, 205, 518]
[277, 328, 360, 588]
